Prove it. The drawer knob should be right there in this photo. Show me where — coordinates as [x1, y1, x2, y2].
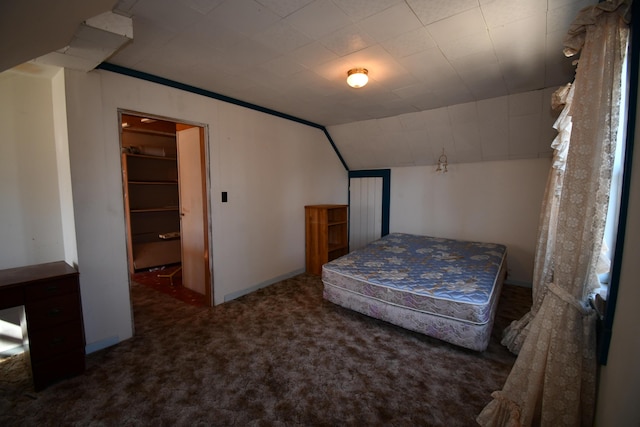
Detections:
[48, 308, 62, 317]
[50, 337, 66, 346]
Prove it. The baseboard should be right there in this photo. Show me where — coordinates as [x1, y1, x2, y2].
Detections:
[0, 344, 26, 358]
[504, 279, 532, 288]
[224, 268, 306, 302]
[85, 335, 121, 355]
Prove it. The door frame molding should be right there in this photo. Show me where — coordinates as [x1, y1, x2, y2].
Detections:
[348, 169, 391, 237]
[118, 109, 214, 306]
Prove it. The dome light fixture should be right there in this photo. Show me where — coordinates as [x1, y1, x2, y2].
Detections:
[347, 68, 368, 88]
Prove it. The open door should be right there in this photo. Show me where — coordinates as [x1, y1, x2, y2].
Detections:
[120, 112, 212, 308]
[177, 125, 210, 303]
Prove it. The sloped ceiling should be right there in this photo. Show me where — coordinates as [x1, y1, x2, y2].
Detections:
[2, 0, 596, 169]
[0, 0, 117, 72]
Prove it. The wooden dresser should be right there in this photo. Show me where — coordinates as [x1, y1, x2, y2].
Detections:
[305, 205, 349, 275]
[0, 261, 85, 391]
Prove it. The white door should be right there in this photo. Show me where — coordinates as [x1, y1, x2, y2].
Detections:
[177, 127, 207, 296]
[349, 177, 383, 251]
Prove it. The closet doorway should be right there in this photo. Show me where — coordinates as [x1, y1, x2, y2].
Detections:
[119, 112, 212, 306]
[348, 169, 391, 251]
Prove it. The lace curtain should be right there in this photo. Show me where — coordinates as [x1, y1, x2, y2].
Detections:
[477, 1, 631, 425]
[501, 82, 573, 354]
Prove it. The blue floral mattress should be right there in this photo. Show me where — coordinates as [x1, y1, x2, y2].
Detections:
[322, 233, 507, 326]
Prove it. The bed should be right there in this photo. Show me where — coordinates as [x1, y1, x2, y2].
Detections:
[321, 233, 507, 351]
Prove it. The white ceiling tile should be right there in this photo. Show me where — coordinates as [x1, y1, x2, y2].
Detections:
[477, 95, 509, 121]
[399, 48, 452, 81]
[424, 107, 453, 129]
[426, 8, 487, 45]
[430, 75, 475, 106]
[481, 0, 547, 29]
[259, 55, 306, 77]
[253, 21, 313, 54]
[448, 103, 482, 156]
[131, 0, 203, 33]
[400, 93, 445, 112]
[509, 90, 544, 116]
[285, 1, 352, 39]
[358, 3, 422, 43]
[477, 96, 509, 159]
[332, 0, 401, 21]
[424, 108, 453, 142]
[453, 57, 509, 99]
[206, 0, 281, 37]
[404, 131, 435, 165]
[461, 73, 510, 100]
[188, 23, 245, 52]
[452, 121, 482, 151]
[375, 116, 403, 131]
[448, 102, 478, 124]
[114, 0, 138, 13]
[545, 30, 576, 86]
[490, 13, 547, 92]
[220, 38, 280, 67]
[319, 25, 376, 56]
[290, 41, 340, 67]
[98, 0, 594, 160]
[406, 0, 478, 26]
[502, 61, 546, 93]
[187, 0, 224, 15]
[439, 30, 493, 61]
[255, 0, 315, 18]
[381, 27, 437, 58]
[480, 127, 509, 160]
[509, 113, 543, 158]
[398, 111, 428, 130]
[382, 133, 421, 166]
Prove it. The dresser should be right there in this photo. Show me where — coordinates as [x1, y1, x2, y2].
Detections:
[0, 261, 85, 391]
[305, 205, 349, 275]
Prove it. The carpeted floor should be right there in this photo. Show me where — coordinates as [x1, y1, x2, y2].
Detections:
[0, 274, 531, 426]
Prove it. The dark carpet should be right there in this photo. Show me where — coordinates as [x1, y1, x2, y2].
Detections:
[0, 274, 531, 426]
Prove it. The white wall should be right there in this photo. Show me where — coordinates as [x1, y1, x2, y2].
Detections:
[51, 69, 78, 266]
[0, 70, 66, 269]
[0, 66, 76, 355]
[390, 158, 550, 284]
[594, 72, 640, 425]
[64, 69, 348, 352]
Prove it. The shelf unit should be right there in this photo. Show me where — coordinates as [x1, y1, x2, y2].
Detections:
[122, 152, 181, 273]
[305, 204, 349, 275]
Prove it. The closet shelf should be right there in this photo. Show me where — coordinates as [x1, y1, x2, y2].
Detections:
[128, 180, 178, 185]
[130, 207, 179, 213]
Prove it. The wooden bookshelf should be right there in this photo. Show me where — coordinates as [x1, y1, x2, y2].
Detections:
[305, 205, 348, 275]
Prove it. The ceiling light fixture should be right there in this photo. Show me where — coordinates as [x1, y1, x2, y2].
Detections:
[347, 68, 368, 88]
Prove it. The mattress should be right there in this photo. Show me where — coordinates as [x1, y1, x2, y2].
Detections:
[322, 233, 507, 351]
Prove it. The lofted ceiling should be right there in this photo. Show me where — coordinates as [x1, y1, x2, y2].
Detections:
[2, 0, 598, 169]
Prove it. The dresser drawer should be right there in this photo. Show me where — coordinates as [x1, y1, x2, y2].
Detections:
[25, 293, 82, 329]
[27, 320, 85, 362]
[31, 348, 86, 391]
[25, 275, 78, 302]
